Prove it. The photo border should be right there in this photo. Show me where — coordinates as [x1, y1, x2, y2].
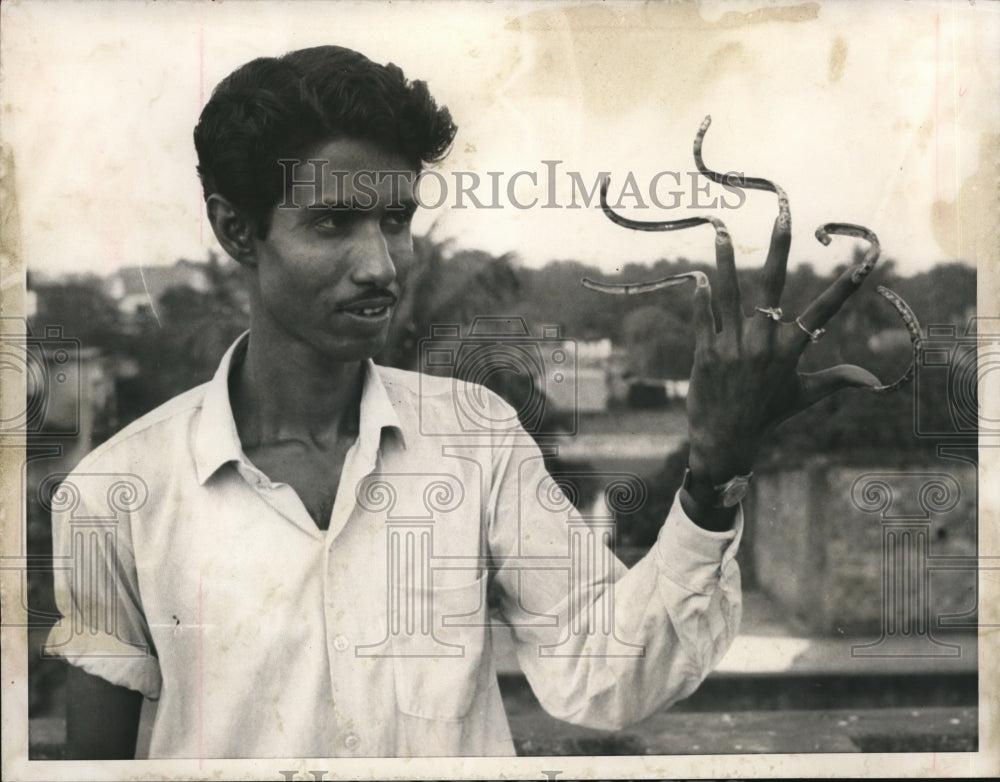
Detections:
[2, 0, 997, 778]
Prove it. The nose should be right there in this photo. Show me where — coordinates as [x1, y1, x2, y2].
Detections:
[350, 223, 398, 288]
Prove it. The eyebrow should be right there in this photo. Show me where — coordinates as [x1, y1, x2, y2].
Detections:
[311, 196, 418, 212]
[387, 197, 419, 212]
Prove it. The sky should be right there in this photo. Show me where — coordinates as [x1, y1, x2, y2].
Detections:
[2, 0, 998, 280]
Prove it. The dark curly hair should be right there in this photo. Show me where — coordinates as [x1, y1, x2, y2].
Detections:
[193, 46, 457, 236]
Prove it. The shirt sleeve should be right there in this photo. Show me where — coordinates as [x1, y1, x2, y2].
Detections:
[43, 470, 162, 700]
[487, 431, 742, 731]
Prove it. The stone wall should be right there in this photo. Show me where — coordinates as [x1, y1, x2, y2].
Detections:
[746, 457, 978, 636]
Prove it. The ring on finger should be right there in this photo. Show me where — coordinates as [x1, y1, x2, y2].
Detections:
[795, 317, 826, 343]
[754, 306, 783, 322]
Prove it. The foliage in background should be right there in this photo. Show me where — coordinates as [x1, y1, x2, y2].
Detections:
[29, 236, 975, 458]
[119, 253, 250, 424]
[376, 232, 522, 372]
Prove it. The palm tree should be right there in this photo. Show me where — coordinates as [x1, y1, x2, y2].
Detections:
[378, 229, 521, 371]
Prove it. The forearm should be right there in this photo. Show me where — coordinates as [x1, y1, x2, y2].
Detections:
[510, 498, 742, 730]
[65, 664, 143, 759]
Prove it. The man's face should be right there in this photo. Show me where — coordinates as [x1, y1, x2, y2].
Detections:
[250, 137, 417, 362]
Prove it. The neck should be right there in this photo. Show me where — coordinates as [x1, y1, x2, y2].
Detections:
[230, 326, 365, 448]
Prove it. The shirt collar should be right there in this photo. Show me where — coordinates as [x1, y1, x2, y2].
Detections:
[194, 331, 405, 485]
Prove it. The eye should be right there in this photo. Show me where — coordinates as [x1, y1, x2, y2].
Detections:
[313, 212, 353, 233]
[382, 208, 415, 233]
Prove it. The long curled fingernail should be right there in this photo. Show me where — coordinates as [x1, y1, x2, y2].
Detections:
[815, 223, 881, 284]
[870, 285, 922, 393]
[695, 115, 791, 231]
[599, 177, 731, 244]
[581, 270, 709, 295]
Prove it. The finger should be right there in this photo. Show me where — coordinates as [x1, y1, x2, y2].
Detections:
[795, 287, 923, 406]
[692, 276, 717, 350]
[798, 364, 881, 409]
[712, 222, 743, 332]
[694, 114, 790, 313]
[795, 264, 862, 339]
[795, 222, 881, 340]
[759, 216, 791, 307]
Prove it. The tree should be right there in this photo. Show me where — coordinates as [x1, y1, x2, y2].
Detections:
[377, 231, 521, 371]
[117, 253, 249, 425]
[30, 280, 124, 350]
[621, 305, 693, 379]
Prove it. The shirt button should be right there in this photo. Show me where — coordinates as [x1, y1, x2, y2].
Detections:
[344, 733, 360, 750]
[333, 635, 349, 652]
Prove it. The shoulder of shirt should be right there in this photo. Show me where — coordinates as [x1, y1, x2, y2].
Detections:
[373, 365, 522, 441]
[374, 365, 516, 412]
[69, 382, 209, 474]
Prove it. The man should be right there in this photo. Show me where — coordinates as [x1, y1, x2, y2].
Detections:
[47, 45, 882, 758]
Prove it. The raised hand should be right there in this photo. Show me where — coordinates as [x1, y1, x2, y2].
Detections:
[583, 116, 921, 528]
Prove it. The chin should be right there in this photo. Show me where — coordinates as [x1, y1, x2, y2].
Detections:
[316, 333, 388, 364]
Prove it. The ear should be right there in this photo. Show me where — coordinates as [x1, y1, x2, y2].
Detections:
[206, 194, 258, 266]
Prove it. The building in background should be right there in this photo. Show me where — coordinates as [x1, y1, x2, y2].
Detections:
[104, 260, 211, 316]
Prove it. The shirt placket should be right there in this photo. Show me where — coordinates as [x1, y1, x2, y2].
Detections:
[321, 432, 384, 755]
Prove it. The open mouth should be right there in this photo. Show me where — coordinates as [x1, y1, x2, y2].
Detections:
[337, 295, 397, 321]
[345, 305, 391, 318]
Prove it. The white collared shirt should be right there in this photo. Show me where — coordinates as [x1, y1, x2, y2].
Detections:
[46, 333, 742, 758]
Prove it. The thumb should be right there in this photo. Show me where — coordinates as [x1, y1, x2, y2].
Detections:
[799, 364, 881, 407]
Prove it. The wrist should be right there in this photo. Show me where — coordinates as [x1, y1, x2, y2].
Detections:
[679, 461, 752, 532]
[687, 438, 755, 485]
[681, 466, 721, 509]
[678, 481, 738, 532]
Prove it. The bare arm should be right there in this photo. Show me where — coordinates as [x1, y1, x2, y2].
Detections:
[65, 664, 143, 759]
